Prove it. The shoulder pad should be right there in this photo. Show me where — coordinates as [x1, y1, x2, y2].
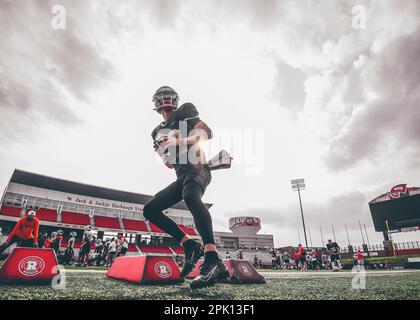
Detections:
[174, 102, 199, 121]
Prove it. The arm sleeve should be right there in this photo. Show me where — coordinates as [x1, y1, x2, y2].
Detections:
[33, 220, 39, 243]
[7, 219, 22, 242]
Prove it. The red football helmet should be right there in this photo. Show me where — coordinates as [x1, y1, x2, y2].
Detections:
[152, 86, 179, 113]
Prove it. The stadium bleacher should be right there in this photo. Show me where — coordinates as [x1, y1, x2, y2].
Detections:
[122, 218, 148, 232]
[0, 206, 272, 267]
[0, 206, 58, 222]
[254, 251, 272, 265]
[36, 208, 57, 222]
[93, 215, 120, 229]
[139, 245, 173, 254]
[179, 224, 197, 236]
[0, 205, 273, 269]
[0, 206, 197, 241]
[149, 223, 165, 233]
[0, 205, 21, 217]
[222, 250, 272, 266]
[61, 211, 90, 226]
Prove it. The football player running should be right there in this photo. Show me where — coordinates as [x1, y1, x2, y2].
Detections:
[144, 86, 228, 289]
[326, 239, 342, 271]
[78, 226, 94, 266]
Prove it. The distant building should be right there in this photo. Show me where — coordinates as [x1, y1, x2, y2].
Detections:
[0, 169, 273, 252]
[214, 217, 273, 250]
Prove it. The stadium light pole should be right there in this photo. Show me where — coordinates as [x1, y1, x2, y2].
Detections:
[358, 220, 365, 244]
[320, 226, 325, 246]
[344, 223, 351, 246]
[308, 228, 313, 248]
[297, 225, 301, 245]
[363, 224, 370, 246]
[291, 178, 308, 248]
[331, 224, 337, 242]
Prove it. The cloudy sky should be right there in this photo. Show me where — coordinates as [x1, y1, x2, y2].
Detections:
[1, 0, 420, 247]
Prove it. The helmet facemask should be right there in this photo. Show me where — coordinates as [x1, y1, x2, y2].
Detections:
[152, 87, 179, 113]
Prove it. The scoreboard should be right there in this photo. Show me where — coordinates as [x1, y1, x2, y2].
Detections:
[369, 184, 420, 232]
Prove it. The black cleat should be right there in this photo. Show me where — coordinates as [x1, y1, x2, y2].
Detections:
[180, 241, 204, 278]
[190, 260, 229, 289]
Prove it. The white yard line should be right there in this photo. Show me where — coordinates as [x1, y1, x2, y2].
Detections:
[64, 269, 107, 273]
[63, 268, 420, 276]
[260, 269, 420, 278]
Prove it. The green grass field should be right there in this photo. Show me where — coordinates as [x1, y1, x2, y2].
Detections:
[0, 269, 419, 300]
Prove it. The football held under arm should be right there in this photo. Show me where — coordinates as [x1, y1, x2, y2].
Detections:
[173, 102, 212, 144]
[152, 103, 212, 166]
[178, 106, 212, 166]
[182, 120, 213, 145]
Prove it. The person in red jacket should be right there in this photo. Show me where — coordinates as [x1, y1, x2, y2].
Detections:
[293, 251, 301, 270]
[356, 250, 364, 270]
[43, 235, 52, 249]
[298, 244, 307, 270]
[0, 210, 39, 254]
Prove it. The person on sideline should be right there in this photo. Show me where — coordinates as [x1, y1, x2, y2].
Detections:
[0, 210, 39, 254]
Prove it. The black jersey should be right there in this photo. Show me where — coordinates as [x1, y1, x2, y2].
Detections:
[151, 103, 205, 167]
[151, 103, 200, 138]
[326, 242, 340, 254]
[95, 243, 104, 254]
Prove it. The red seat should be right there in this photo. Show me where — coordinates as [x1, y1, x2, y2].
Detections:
[179, 224, 197, 236]
[122, 219, 148, 232]
[61, 211, 90, 226]
[149, 223, 165, 233]
[127, 243, 138, 252]
[93, 215, 120, 229]
[36, 208, 57, 222]
[171, 247, 185, 254]
[139, 245, 173, 254]
[0, 206, 21, 217]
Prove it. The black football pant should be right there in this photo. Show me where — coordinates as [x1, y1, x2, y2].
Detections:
[143, 166, 215, 245]
[0, 236, 34, 255]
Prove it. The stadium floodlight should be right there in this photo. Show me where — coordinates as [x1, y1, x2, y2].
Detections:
[291, 178, 308, 248]
[364, 224, 370, 246]
[320, 226, 325, 246]
[291, 178, 305, 190]
[344, 223, 351, 246]
[358, 220, 365, 244]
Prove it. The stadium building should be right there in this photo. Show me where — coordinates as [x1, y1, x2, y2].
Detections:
[0, 169, 274, 264]
[369, 184, 420, 238]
